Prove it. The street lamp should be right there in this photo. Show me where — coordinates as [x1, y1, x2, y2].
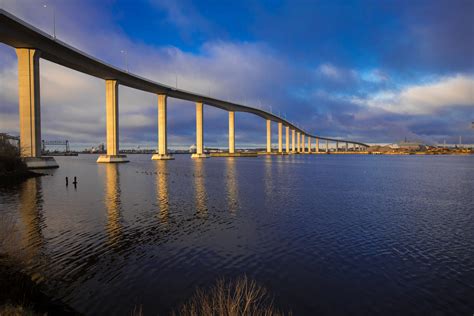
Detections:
[43, 4, 56, 39]
[120, 50, 129, 72]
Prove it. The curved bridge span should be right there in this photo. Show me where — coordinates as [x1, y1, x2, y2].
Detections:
[0, 9, 368, 166]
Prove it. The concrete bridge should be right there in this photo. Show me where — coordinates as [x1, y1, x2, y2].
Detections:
[0, 9, 369, 168]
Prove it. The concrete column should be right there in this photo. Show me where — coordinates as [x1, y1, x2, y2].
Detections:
[228, 111, 235, 154]
[278, 122, 283, 153]
[345, 142, 349, 152]
[266, 119, 271, 153]
[285, 126, 290, 153]
[297, 132, 301, 153]
[316, 138, 320, 153]
[336, 141, 339, 152]
[97, 80, 128, 163]
[106, 80, 118, 156]
[308, 137, 311, 153]
[292, 129, 296, 153]
[16, 48, 58, 169]
[17, 48, 42, 158]
[326, 139, 329, 153]
[302, 134, 305, 153]
[191, 102, 208, 158]
[152, 94, 173, 160]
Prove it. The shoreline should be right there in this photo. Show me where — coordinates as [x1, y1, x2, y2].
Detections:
[0, 257, 80, 315]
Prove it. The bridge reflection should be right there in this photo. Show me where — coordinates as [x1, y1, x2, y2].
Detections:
[225, 158, 239, 214]
[103, 164, 123, 247]
[155, 160, 169, 224]
[193, 159, 207, 218]
[18, 177, 44, 263]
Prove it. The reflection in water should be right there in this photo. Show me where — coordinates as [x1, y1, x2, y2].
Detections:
[225, 158, 239, 214]
[193, 159, 207, 217]
[155, 161, 169, 224]
[18, 178, 44, 263]
[264, 155, 273, 199]
[104, 164, 122, 247]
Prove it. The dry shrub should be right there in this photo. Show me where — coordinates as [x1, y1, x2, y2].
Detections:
[0, 304, 37, 316]
[174, 276, 289, 316]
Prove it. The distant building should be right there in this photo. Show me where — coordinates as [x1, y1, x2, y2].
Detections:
[397, 141, 425, 151]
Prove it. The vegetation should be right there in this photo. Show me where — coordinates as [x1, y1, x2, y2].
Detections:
[172, 276, 290, 316]
[0, 137, 39, 183]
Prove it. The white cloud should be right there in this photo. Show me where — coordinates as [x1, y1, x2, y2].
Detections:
[353, 74, 474, 115]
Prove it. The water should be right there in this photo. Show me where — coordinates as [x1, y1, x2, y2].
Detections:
[1, 154, 473, 315]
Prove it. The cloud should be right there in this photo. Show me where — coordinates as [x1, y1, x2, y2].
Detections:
[354, 75, 474, 115]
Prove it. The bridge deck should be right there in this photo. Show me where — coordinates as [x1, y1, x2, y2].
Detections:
[0, 9, 368, 147]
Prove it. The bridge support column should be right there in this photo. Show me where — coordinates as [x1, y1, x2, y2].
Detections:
[326, 139, 329, 153]
[97, 80, 128, 163]
[345, 142, 349, 152]
[291, 129, 296, 153]
[228, 111, 235, 154]
[297, 132, 301, 153]
[336, 141, 339, 152]
[308, 137, 311, 153]
[152, 94, 174, 160]
[302, 134, 305, 153]
[285, 126, 290, 153]
[316, 138, 319, 153]
[278, 122, 283, 154]
[266, 120, 271, 154]
[16, 48, 58, 168]
[191, 102, 209, 158]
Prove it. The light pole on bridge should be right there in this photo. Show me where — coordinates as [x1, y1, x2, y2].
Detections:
[43, 4, 56, 39]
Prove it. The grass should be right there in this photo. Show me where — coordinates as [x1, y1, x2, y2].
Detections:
[172, 275, 290, 316]
[0, 304, 37, 316]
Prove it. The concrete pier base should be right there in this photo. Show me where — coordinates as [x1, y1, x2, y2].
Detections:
[151, 153, 174, 160]
[24, 157, 59, 169]
[191, 153, 210, 158]
[97, 155, 129, 163]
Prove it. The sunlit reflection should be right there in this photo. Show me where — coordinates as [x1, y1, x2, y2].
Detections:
[264, 155, 273, 199]
[226, 158, 239, 215]
[193, 159, 207, 218]
[18, 177, 44, 262]
[155, 160, 169, 224]
[104, 164, 122, 247]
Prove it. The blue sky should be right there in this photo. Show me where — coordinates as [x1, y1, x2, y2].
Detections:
[1, 0, 473, 148]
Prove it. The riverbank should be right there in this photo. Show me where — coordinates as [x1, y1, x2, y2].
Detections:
[0, 156, 42, 185]
[0, 258, 80, 315]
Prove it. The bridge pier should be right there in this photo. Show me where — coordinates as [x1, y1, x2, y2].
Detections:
[228, 111, 235, 154]
[345, 142, 349, 152]
[16, 48, 58, 168]
[266, 120, 272, 153]
[336, 141, 339, 152]
[191, 102, 209, 158]
[316, 138, 320, 153]
[278, 122, 283, 153]
[97, 80, 129, 163]
[302, 134, 305, 153]
[297, 132, 301, 153]
[285, 126, 290, 153]
[307, 136, 311, 153]
[326, 139, 329, 153]
[152, 94, 174, 160]
[291, 129, 296, 153]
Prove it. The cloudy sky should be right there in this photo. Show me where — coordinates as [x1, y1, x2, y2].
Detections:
[1, 0, 473, 149]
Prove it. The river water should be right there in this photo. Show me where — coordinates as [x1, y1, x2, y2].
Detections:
[1, 154, 473, 315]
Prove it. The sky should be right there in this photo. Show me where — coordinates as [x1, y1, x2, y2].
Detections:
[0, 0, 473, 149]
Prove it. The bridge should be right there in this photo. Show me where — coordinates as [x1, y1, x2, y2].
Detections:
[0, 9, 369, 168]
